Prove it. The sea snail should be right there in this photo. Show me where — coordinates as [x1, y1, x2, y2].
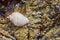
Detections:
[7, 12, 29, 26]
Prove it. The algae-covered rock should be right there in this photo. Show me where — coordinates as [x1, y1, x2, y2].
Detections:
[15, 27, 28, 40]
[0, 0, 60, 40]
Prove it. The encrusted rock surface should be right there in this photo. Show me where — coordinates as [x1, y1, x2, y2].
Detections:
[0, 0, 60, 40]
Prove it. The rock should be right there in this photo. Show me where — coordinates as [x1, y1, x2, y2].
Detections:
[0, 18, 9, 24]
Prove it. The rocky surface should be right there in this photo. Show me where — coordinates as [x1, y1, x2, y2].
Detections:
[0, 0, 60, 40]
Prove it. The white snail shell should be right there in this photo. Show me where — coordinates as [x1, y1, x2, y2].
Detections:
[7, 12, 29, 26]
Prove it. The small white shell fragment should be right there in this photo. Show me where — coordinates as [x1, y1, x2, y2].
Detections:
[7, 12, 29, 26]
